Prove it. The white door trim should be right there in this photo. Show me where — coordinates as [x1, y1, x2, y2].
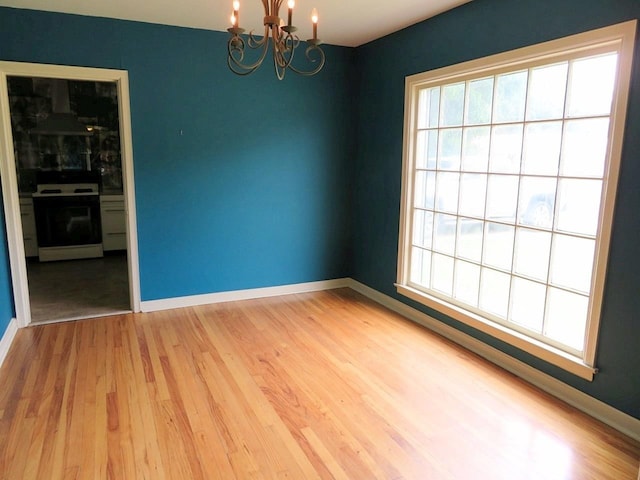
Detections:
[0, 62, 141, 327]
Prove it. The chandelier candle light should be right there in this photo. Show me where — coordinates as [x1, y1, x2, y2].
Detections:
[227, 0, 325, 79]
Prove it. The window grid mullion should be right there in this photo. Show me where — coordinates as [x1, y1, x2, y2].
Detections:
[451, 80, 470, 301]
[408, 96, 420, 284]
[417, 112, 612, 135]
[505, 66, 533, 329]
[541, 58, 575, 337]
[429, 86, 446, 290]
[476, 71, 500, 309]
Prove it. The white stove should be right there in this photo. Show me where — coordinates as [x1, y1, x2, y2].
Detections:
[33, 182, 100, 197]
[32, 174, 103, 262]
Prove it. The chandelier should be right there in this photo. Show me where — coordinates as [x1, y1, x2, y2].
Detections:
[227, 0, 325, 80]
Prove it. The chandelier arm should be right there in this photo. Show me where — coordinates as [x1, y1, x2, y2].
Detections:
[271, 0, 284, 17]
[228, 56, 261, 76]
[227, 34, 246, 65]
[272, 41, 292, 75]
[274, 58, 286, 80]
[227, 37, 258, 75]
[279, 33, 298, 70]
[273, 33, 284, 69]
[247, 29, 269, 48]
[227, 26, 272, 73]
[270, 20, 283, 79]
[287, 44, 326, 76]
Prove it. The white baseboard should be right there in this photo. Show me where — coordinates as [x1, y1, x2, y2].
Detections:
[346, 279, 640, 443]
[0, 318, 18, 369]
[140, 278, 352, 312]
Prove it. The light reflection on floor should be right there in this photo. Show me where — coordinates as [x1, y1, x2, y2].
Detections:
[502, 416, 573, 479]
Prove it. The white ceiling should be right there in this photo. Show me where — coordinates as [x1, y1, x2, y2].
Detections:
[0, 0, 473, 47]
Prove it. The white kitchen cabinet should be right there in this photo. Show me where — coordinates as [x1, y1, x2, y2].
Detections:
[100, 195, 127, 251]
[19, 197, 38, 257]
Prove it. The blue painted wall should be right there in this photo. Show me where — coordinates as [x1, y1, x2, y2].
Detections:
[0, 183, 13, 335]
[0, 8, 355, 311]
[352, 0, 640, 419]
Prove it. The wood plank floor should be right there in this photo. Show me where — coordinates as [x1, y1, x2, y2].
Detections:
[0, 288, 638, 479]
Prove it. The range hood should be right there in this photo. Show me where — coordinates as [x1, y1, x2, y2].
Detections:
[30, 79, 92, 136]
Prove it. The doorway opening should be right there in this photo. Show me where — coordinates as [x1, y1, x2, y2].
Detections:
[0, 63, 141, 326]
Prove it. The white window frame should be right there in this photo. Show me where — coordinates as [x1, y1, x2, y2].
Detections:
[397, 21, 637, 380]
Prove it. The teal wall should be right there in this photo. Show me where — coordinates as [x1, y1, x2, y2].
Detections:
[0, 6, 356, 320]
[0, 183, 12, 333]
[352, 0, 640, 419]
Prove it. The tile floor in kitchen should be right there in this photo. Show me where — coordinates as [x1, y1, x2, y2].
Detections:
[26, 251, 130, 323]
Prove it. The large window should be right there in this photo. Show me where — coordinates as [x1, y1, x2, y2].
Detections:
[397, 21, 636, 379]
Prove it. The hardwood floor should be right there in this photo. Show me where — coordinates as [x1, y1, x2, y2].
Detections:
[0, 288, 638, 479]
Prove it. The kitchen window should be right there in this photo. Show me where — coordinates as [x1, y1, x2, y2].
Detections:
[396, 21, 636, 379]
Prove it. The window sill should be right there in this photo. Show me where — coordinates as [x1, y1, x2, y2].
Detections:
[396, 284, 597, 381]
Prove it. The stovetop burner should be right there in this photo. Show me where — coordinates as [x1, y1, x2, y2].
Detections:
[34, 183, 99, 196]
